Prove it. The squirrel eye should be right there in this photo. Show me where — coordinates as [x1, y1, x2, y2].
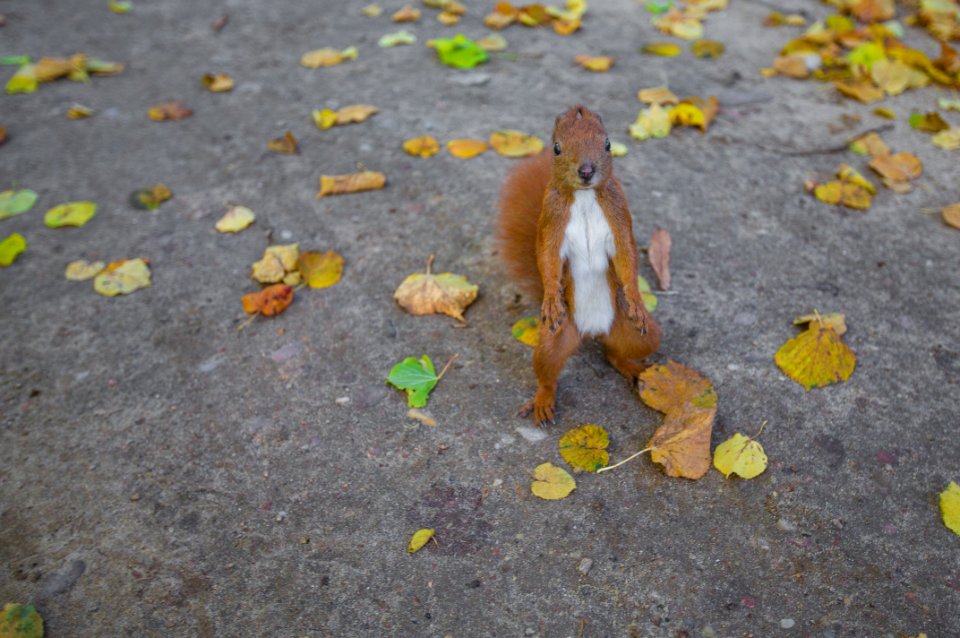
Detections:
[554, 143, 561, 155]
[604, 138, 611, 152]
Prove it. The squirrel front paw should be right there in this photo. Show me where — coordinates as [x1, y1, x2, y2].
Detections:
[540, 295, 566, 335]
[625, 296, 649, 336]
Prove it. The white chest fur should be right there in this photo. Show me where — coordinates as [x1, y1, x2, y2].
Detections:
[559, 189, 616, 336]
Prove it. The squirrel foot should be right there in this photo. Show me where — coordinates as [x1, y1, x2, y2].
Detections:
[517, 392, 556, 426]
[540, 295, 566, 335]
[625, 298, 649, 336]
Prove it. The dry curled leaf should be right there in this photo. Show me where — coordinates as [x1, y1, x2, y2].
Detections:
[242, 283, 294, 317]
[267, 131, 298, 154]
[202, 73, 234, 92]
[336, 104, 378, 124]
[648, 228, 671, 291]
[637, 85, 679, 105]
[251, 244, 299, 284]
[775, 314, 855, 390]
[148, 100, 192, 121]
[317, 170, 386, 197]
[300, 46, 358, 68]
[392, 4, 421, 21]
[394, 257, 478, 321]
[646, 402, 715, 479]
[403, 136, 440, 158]
[574, 55, 614, 72]
[489, 130, 544, 157]
[447, 139, 488, 158]
[943, 203, 960, 229]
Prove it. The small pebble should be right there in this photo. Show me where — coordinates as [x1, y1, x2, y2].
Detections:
[577, 558, 593, 575]
[780, 618, 795, 629]
[524, 629, 536, 637]
[275, 511, 287, 523]
[129, 494, 140, 502]
[777, 517, 797, 532]
[335, 396, 350, 405]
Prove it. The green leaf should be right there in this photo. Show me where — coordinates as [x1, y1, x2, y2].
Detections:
[387, 355, 439, 407]
[0, 232, 27, 266]
[108, 0, 133, 13]
[637, 274, 658, 312]
[0, 189, 39, 220]
[845, 42, 886, 71]
[0, 603, 44, 638]
[645, 0, 673, 13]
[5, 64, 38, 94]
[428, 35, 489, 69]
[0, 55, 32, 66]
[378, 30, 417, 47]
[44, 201, 97, 228]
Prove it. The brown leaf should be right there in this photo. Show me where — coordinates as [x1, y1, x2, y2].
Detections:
[394, 257, 479, 321]
[942, 203, 960, 230]
[392, 4, 421, 21]
[637, 85, 679, 106]
[639, 361, 717, 413]
[869, 152, 922, 186]
[648, 228, 671, 291]
[148, 101, 193, 121]
[211, 14, 229, 31]
[647, 403, 715, 479]
[834, 79, 884, 104]
[267, 131, 298, 154]
[317, 171, 386, 197]
[241, 284, 294, 317]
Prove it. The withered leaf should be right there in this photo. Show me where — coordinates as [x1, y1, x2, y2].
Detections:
[317, 170, 386, 197]
[394, 257, 478, 321]
[648, 228, 671, 290]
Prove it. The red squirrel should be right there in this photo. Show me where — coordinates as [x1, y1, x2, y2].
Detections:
[496, 105, 661, 425]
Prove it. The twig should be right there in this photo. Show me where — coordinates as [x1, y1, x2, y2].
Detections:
[596, 447, 653, 474]
[426, 254, 435, 276]
[236, 314, 257, 332]
[750, 420, 768, 440]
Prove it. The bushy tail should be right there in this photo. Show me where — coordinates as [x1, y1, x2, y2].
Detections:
[495, 151, 551, 298]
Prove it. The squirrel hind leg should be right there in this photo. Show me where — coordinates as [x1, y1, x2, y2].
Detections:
[519, 319, 582, 425]
[600, 310, 662, 385]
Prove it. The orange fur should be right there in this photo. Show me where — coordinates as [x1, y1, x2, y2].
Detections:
[495, 151, 551, 298]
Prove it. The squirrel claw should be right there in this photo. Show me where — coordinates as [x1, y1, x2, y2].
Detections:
[540, 296, 566, 335]
[518, 394, 556, 426]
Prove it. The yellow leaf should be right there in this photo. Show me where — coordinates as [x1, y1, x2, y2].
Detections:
[298, 250, 343, 288]
[312, 108, 338, 129]
[361, 3, 383, 17]
[870, 59, 910, 96]
[836, 164, 877, 194]
[692, 40, 725, 58]
[793, 312, 846, 335]
[378, 30, 417, 47]
[317, 171, 387, 197]
[300, 46, 358, 68]
[0, 603, 43, 638]
[609, 141, 628, 156]
[447, 138, 488, 158]
[201, 72, 234, 92]
[629, 104, 672, 140]
[942, 203, 960, 230]
[814, 181, 871, 210]
[642, 42, 682, 57]
[394, 258, 478, 321]
[476, 34, 508, 52]
[215, 206, 256, 233]
[437, 11, 461, 25]
[93, 258, 152, 296]
[558, 424, 609, 472]
[653, 9, 704, 40]
[511, 316, 540, 347]
[850, 132, 890, 158]
[147, 100, 192, 121]
[267, 131, 298, 154]
[0, 233, 27, 267]
[407, 528, 435, 553]
[774, 320, 856, 390]
[670, 103, 705, 130]
[67, 104, 94, 119]
[869, 152, 923, 185]
[44, 201, 97, 228]
[574, 55, 614, 72]
[392, 4, 421, 21]
[407, 408, 437, 427]
[336, 104, 379, 124]
[834, 79, 885, 103]
[553, 18, 582, 35]
[530, 462, 576, 500]
[402, 136, 440, 158]
[940, 481, 960, 536]
[773, 53, 812, 78]
[647, 403, 715, 479]
[713, 432, 768, 479]
[932, 128, 960, 150]
[637, 85, 679, 106]
[488, 130, 544, 157]
[65, 259, 106, 280]
[5, 64, 38, 94]
[872, 107, 895, 119]
[251, 244, 299, 284]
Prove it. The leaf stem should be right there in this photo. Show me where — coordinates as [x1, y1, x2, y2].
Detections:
[596, 447, 653, 474]
[426, 254, 435, 275]
[750, 420, 768, 440]
[435, 353, 459, 381]
[236, 313, 257, 332]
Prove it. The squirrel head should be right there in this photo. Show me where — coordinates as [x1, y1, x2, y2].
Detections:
[551, 105, 612, 191]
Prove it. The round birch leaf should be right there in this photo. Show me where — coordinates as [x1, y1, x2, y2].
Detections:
[558, 424, 609, 472]
[940, 481, 960, 536]
[511, 316, 539, 347]
[530, 462, 576, 500]
[713, 433, 768, 479]
[44, 201, 96, 228]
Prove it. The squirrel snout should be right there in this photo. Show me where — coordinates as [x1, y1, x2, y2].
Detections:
[577, 163, 596, 182]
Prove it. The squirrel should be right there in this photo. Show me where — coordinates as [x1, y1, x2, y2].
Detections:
[496, 104, 661, 425]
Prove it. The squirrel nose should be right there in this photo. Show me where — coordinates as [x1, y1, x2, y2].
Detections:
[578, 163, 595, 181]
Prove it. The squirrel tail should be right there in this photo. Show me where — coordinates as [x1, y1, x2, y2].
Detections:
[495, 151, 551, 299]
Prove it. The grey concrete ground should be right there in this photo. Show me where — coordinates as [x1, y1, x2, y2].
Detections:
[1, 0, 959, 636]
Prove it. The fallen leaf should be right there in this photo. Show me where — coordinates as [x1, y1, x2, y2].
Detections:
[637, 85, 679, 105]
[834, 80, 884, 103]
[428, 35, 489, 69]
[648, 228, 671, 290]
[869, 152, 922, 186]
[670, 103, 705, 130]
[814, 180, 871, 210]
[211, 14, 229, 30]
[378, 30, 417, 47]
[215, 205, 256, 233]
[148, 101, 192, 121]
[300, 46, 358, 68]
[312, 108, 338, 130]
[393, 4, 421, 21]
[0, 126, 5, 145]
[477, 34, 508, 51]
[932, 128, 960, 150]
[836, 163, 877, 194]
[251, 244, 299, 283]
[44, 201, 96, 228]
[870, 59, 911, 96]
[67, 104, 93, 119]
[559, 424, 609, 472]
[609, 141, 628, 156]
[0, 603, 43, 638]
[850, 132, 890, 158]
[873, 107, 895, 119]
[774, 315, 856, 390]
[362, 3, 383, 17]
[941, 481, 960, 536]
[298, 250, 343, 288]
[403, 136, 441, 158]
[909, 111, 949, 133]
[629, 104, 672, 140]
[34, 54, 86, 83]
[793, 312, 847, 335]
[850, 0, 894, 23]
[489, 130, 544, 157]
[438, 11, 461, 25]
[692, 40, 724, 58]
[0, 189, 38, 219]
[201, 72, 234, 92]
[0, 232, 26, 266]
[5, 64, 38, 94]
[484, 3, 517, 29]
[574, 55, 614, 72]
[407, 408, 437, 427]
[713, 429, 768, 479]
[267, 131, 298, 154]
[637, 274, 658, 312]
[93, 258, 151, 296]
[939, 98, 960, 112]
[553, 17, 582, 35]
[317, 170, 387, 197]
[640, 361, 717, 413]
[108, 1, 132, 14]
[387, 355, 443, 407]
[530, 462, 577, 500]
[646, 402, 715, 479]
[653, 8, 704, 40]
[447, 138, 488, 158]
[241, 283, 294, 316]
[394, 257, 478, 321]
[943, 203, 960, 229]
[408, 528, 435, 553]
[65, 259, 105, 280]
[129, 183, 172, 210]
[518, 4, 551, 26]
[642, 42, 682, 57]
[512, 316, 539, 347]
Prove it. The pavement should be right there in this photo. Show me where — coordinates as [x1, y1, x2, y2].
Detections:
[1, 0, 959, 636]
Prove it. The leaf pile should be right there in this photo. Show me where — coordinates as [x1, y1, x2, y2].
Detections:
[5, 53, 123, 94]
[631, 89, 719, 140]
[484, 1, 588, 35]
